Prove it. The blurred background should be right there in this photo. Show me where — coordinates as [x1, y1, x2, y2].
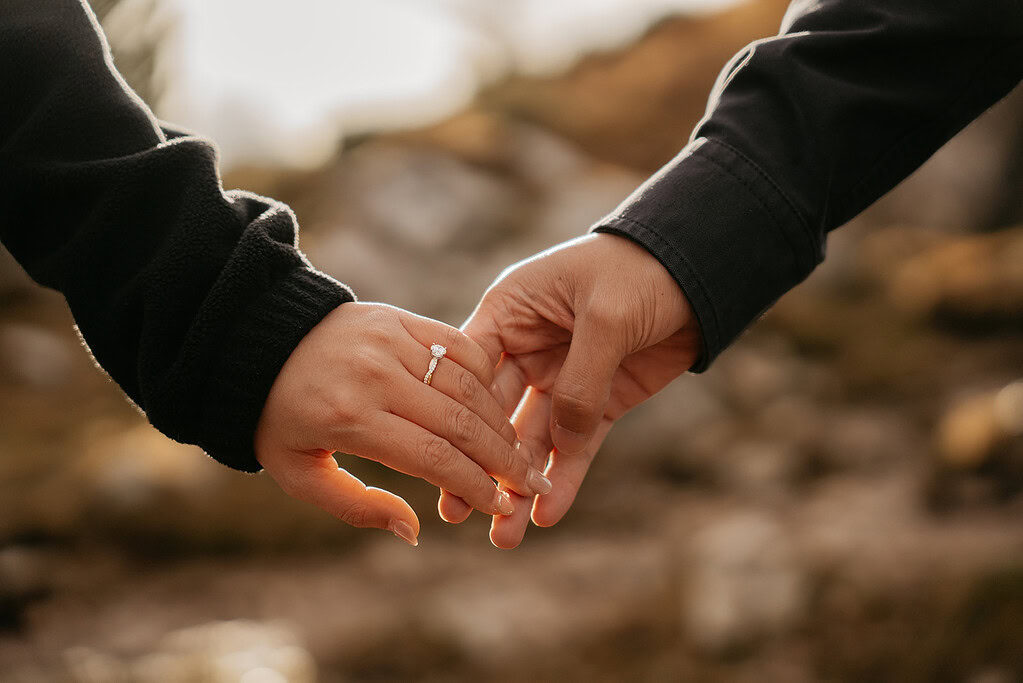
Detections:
[2, 0, 1022, 680]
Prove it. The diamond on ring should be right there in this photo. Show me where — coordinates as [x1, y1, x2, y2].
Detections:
[424, 344, 447, 385]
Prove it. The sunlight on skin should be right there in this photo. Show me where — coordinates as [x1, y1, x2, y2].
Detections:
[108, 0, 741, 171]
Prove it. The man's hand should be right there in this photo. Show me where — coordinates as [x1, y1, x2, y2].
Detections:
[255, 302, 552, 547]
[440, 233, 702, 548]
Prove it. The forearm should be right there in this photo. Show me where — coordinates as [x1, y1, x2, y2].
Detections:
[0, 0, 352, 470]
[593, 0, 1023, 370]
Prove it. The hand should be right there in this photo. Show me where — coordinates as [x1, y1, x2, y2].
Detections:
[439, 233, 702, 548]
[254, 302, 553, 546]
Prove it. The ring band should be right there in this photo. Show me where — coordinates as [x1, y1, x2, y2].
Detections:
[423, 344, 447, 385]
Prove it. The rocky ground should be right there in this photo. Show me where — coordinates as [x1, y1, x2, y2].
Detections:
[1, 1, 1022, 680]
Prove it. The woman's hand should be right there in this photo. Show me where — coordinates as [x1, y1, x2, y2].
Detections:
[254, 302, 553, 546]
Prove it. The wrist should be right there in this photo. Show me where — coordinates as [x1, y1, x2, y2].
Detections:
[590, 232, 703, 359]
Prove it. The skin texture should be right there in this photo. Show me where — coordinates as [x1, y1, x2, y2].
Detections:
[255, 302, 552, 546]
[440, 233, 703, 548]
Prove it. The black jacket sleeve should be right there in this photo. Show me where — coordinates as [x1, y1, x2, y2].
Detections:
[592, 0, 1023, 371]
[0, 0, 354, 471]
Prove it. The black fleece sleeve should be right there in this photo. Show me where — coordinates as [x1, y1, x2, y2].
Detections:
[0, 0, 354, 471]
[592, 0, 1023, 371]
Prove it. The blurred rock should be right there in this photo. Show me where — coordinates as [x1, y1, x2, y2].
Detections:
[12, 423, 366, 552]
[994, 381, 1023, 436]
[756, 395, 821, 448]
[340, 144, 525, 253]
[530, 162, 646, 245]
[890, 226, 1023, 328]
[0, 547, 49, 602]
[621, 373, 730, 460]
[399, 111, 589, 188]
[857, 225, 948, 284]
[0, 323, 74, 389]
[813, 408, 921, 473]
[716, 346, 798, 410]
[64, 646, 129, 683]
[425, 539, 672, 666]
[969, 669, 1016, 683]
[0, 546, 51, 631]
[81, 426, 219, 514]
[487, 0, 792, 172]
[718, 439, 801, 501]
[938, 382, 1023, 469]
[426, 577, 568, 663]
[683, 512, 806, 653]
[65, 620, 315, 683]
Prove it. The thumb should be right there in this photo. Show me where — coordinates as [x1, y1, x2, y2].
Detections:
[550, 316, 625, 455]
[266, 451, 421, 546]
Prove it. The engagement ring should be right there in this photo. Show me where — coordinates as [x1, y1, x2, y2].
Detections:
[423, 344, 446, 385]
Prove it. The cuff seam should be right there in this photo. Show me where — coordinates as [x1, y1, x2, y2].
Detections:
[695, 139, 818, 272]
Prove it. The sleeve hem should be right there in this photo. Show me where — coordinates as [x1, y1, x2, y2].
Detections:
[593, 217, 721, 373]
[194, 267, 355, 472]
[591, 137, 820, 371]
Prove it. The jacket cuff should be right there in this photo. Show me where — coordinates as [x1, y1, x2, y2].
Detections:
[592, 137, 822, 372]
[196, 267, 354, 472]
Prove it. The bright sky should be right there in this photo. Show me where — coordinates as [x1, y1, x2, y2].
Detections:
[108, 0, 742, 170]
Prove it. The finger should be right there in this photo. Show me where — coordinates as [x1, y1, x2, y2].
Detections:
[350, 412, 514, 516]
[532, 419, 614, 528]
[491, 388, 555, 549]
[396, 375, 551, 498]
[550, 316, 625, 455]
[461, 297, 504, 369]
[438, 489, 473, 523]
[492, 354, 529, 416]
[261, 449, 420, 545]
[396, 341, 517, 447]
[433, 351, 532, 524]
[399, 311, 497, 389]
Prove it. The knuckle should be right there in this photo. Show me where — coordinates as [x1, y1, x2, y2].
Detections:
[325, 391, 359, 426]
[337, 501, 370, 528]
[442, 324, 461, 349]
[477, 363, 495, 390]
[456, 369, 479, 405]
[497, 444, 523, 478]
[421, 433, 454, 472]
[461, 474, 495, 508]
[356, 352, 390, 383]
[497, 419, 518, 446]
[450, 405, 480, 445]
[556, 383, 598, 421]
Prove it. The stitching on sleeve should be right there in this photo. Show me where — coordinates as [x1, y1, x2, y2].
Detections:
[696, 141, 819, 274]
[701, 138, 818, 260]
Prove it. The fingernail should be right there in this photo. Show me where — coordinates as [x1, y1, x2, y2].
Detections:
[496, 491, 515, 516]
[553, 422, 589, 455]
[388, 519, 419, 547]
[528, 468, 553, 495]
